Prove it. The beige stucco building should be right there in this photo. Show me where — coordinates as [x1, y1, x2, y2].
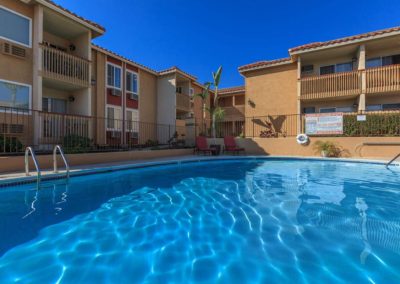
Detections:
[0, 0, 208, 150]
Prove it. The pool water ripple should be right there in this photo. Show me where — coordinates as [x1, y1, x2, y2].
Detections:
[0, 159, 399, 283]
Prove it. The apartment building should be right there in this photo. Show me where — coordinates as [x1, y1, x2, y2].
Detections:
[218, 86, 245, 136]
[239, 26, 400, 134]
[0, 0, 208, 151]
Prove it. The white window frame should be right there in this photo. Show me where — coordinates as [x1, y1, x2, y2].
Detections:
[0, 5, 32, 48]
[125, 108, 140, 139]
[126, 70, 139, 99]
[106, 105, 122, 131]
[0, 78, 32, 113]
[106, 63, 122, 90]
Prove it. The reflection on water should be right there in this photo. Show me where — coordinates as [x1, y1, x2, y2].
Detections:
[0, 159, 399, 283]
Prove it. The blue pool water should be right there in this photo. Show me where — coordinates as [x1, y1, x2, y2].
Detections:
[0, 158, 400, 283]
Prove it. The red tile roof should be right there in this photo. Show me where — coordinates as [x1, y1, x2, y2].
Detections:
[43, 0, 105, 32]
[219, 86, 245, 95]
[92, 44, 158, 75]
[290, 26, 400, 53]
[158, 66, 197, 81]
[238, 58, 292, 72]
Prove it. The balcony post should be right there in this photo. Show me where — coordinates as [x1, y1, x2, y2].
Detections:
[357, 45, 366, 113]
[32, 5, 44, 148]
[297, 57, 302, 134]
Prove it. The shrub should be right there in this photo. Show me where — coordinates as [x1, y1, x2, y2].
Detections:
[0, 135, 23, 153]
[343, 114, 400, 136]
[63, 135, 92, 153]
[313, 141, 343, 157]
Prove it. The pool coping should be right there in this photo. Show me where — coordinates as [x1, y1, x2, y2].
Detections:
[0, 155, 398, 187]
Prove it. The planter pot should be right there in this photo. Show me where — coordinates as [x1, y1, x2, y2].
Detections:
[210, 144, 221, 156]
[321, 150, 328, 157]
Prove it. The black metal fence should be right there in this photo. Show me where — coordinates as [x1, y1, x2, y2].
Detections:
[0, 107, 194, 155]
[199, 111, 400, 138]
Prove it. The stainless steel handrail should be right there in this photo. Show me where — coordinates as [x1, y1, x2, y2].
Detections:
[386, 153, 400, 169]
[25, 147, 41, 184]
[53, 145, 70, 179]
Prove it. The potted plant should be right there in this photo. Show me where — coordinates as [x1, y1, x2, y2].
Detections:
[313, 141, 342, 158]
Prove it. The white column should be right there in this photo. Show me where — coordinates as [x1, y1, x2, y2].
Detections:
[32, 4, 43, 148]
[297, 57, 302, 134]
[358, 45, 366, 113]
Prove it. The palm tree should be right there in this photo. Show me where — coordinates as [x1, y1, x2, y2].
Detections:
[194, 66, 225, 139]
[194, 82, 211, 135]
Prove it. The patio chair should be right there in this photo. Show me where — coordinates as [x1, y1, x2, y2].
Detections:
[223, 136, 245, 155]
[195, 136, 213, 155]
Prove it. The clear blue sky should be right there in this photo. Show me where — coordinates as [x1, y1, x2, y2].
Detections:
[57, 0, 400, 88]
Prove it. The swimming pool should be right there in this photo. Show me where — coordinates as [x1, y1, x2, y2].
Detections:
[0, 158, 399, 283]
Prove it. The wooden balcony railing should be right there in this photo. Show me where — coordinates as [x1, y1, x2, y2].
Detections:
[300, 71, 361, 100]
[366, 64, 400, 94]
[221, 105, 245, 120]
[176, 93, 191, 112]
[40, 43, 90, 88]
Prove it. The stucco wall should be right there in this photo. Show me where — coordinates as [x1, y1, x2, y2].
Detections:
[0, 0, 34, 86]
[207, 137, 400, 159]
[245, 63, 298, 116]
[0, 148, 193, 174]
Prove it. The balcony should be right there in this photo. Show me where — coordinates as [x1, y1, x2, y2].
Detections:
[40, 43, 90, 88]
[221, 105, 245, 120]
[300, 71, 361, 100]
[176, 92, 191, 112]
[366, 64, 400, 94]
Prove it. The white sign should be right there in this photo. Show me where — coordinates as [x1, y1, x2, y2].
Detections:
[305, 113, 343, 135]
[357, 115, 367, 121]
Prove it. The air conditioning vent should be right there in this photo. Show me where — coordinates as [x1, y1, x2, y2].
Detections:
[2, 42, 27, 59]
[11, 45, 26, 58]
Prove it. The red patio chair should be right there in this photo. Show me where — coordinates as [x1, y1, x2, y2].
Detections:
[195, 136, 213, 155]
[224, 136, 245, 155]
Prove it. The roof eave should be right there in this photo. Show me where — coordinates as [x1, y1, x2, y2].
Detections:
[35, 0, 105, 36]
[238, 60, 293, 74]
[289, 29, 400, 56]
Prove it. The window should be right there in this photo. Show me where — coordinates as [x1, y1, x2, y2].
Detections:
[320, 62, 353, 75]
[301, 65, 314, 75]
[366, 104, 382, 111]
[336, 62, 353, 73]
[0, 79, 31, 109]
[382, 103, 400, 110]
[303, 107, 316, 114]
[42, 98, 67, 113]
[107, 64, 122, 89]
[107, 106, 122, 130]
[366, 58, 381, 68]
[176, 86, 183, 94]
[336, 106, 353, 113]
[126, 71, 138, 98]
[366, 54, 400, 68]
[320, 65, 335, 75]
[0, 6, 31, 47]
[126, 109, 139, 134]
[189, 88, 194, 96]
[319, 107, 336, 113]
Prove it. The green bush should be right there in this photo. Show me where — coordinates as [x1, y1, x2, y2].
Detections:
[63, 135, 92, 153]
[0, 135, 23, 153]
[343, 114, 400, 136]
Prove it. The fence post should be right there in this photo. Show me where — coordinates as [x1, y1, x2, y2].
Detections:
[252, 117, 255, 137]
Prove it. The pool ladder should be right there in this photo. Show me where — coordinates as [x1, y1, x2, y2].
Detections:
[53, 145, 70, 179]
[385, 153, 400, 169]
[25, 147, 41, 184]
[25, 145, 70, 184]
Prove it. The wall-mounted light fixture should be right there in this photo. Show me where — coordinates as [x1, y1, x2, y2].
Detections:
[68, 96, 75, 102]
[248, 99, 255, 108]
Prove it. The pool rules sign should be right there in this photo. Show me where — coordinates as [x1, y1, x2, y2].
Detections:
[305, 113, 343, 135]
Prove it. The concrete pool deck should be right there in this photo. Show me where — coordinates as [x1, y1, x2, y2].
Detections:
[0, 155, 398, 187]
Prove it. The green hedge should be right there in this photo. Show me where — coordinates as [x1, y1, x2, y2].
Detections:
[63, 135, 92, 153]
[343, 114, 400, 136]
